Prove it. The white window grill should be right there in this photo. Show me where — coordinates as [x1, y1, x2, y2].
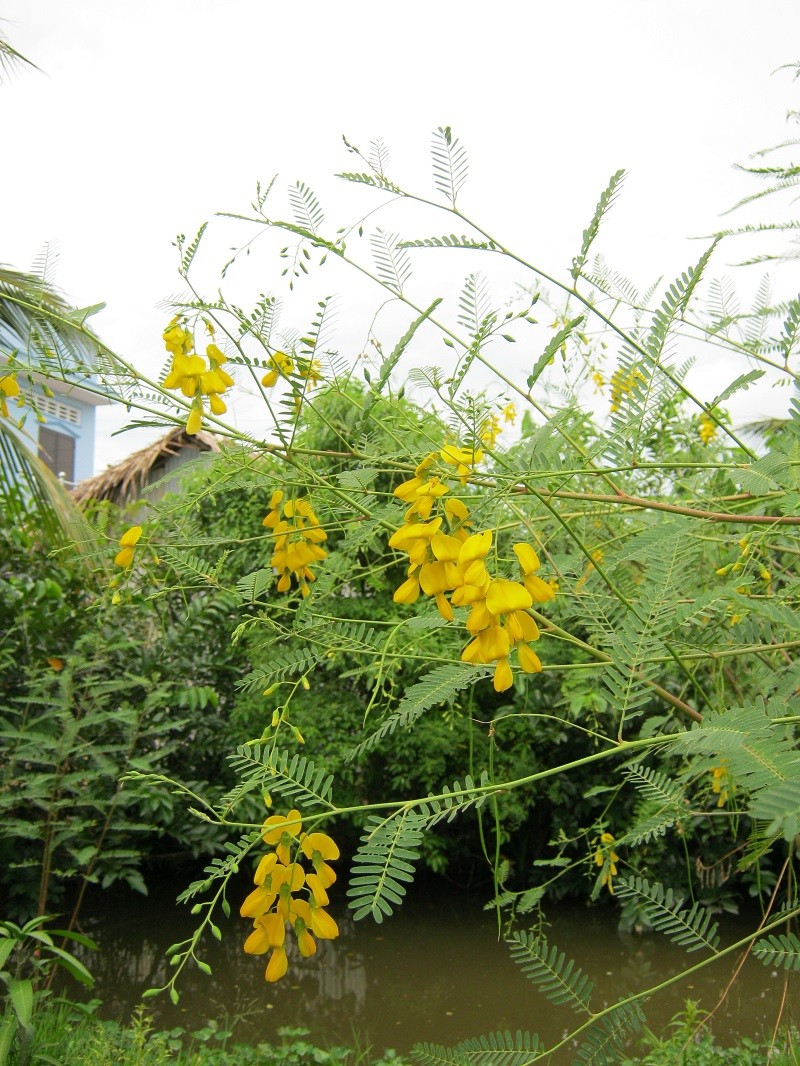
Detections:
[38, 395, 82, 426]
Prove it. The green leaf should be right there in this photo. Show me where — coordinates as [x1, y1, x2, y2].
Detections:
[753, 932, 800, 971]
[507, 932, 593, 1013]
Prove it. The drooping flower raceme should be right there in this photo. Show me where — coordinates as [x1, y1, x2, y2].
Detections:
[114, 525, 143, 568]
[263, 490, 328, 596]
[240, 807, 339, 982]
[388, 446, 555, 692]
[161, 319, 235, 434]
[594, 832, 619, 895]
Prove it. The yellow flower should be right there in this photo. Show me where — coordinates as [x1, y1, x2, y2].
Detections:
[262, 808, 303, 865]
[594, 832, 619, 894]
[114, 525, 142, 568]
[609, 366, 645, 413]
[242, 813, 339, 982]
[0, 374, 21, 418]
[264, 494, 328, 595]
[261, 351, 294, 387]
[161, 319, 234, 434]
[480, 414, 502, 447]
[440, 444, 483, 484]
[162, 318, 193, 357]
[698, 412, 717, 445]
[502, 402, 517, 423]
[591, 371, 605, 392]
[711, 763, 730, 807]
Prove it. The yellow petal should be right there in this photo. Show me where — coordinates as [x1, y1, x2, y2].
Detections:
[493, 658, 513, 692]
[393, 576, 420, 604]
[301, 831, 340, 861]
[523, 574, 556, 603]
[486, 580, 533, 616]
[114, 546, 134, 568]
[518, 643, 543, 674]
[186, 405, 203, 435]
[265, 947, 288, 982]
[118, 525, 143, 548]
[308, 905, 338, 940]
[513, 543, 541, 575]
[458, 530, 492, 567]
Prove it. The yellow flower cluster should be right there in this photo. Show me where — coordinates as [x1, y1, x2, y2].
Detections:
[241, 808, 339, 983]
[609, 366, 646, 413]
[263, 490, 327, 596]
[698, 412, 717, 445]
[0, 374, 22, 418]
[710, 763, 730, 807]
[114, 525, 142, 568]
[389, 448, 554, 692]
[594, 831, 619, 894]
[261, 350, 323, 414]
[162, 318, 234, 435]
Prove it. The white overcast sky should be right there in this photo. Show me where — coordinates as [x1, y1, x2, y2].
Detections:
[3, 2, 799, 472]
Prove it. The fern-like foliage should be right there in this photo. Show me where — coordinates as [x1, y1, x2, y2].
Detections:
[600, 521, 701, 727]
[288, 181, 324, 235]
[753, 932, 800, 971]
[370, 229, 412, 294]
[416, 772, 491, 828]
[236, 646, 327, 691]
[347, 811, 426, 922]
[618, 763, 688, 845]
[399, 234, 499, 251]
[431, 126, 469, 205]
[645, 244, 717, 362]
[672, 698, 800, 840]
[412, 1029, 542, 1066]
[571, 170, 626, 282]
[615, 876, 720, 953]
[507, 932, 593, 1012]
[228, 745, 334, 808]
[345, 664, 491, 761]
[571, 1001, 647, 1066]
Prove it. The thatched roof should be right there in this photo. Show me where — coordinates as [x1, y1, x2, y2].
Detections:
[72, 427, 221, 506]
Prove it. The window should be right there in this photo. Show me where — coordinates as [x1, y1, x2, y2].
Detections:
[38, 396, 81, 425]
[38, 428, 76, 483]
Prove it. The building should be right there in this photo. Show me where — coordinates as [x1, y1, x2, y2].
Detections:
[0, 292, 111, 486]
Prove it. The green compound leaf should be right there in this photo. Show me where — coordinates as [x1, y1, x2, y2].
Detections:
[228, 745, 334, 808]
[571, 1001, 647, 1065]
[753, 932, 800, 971]
[346, 664, 491, 762]
[347, 811, 425, 923]
[413, 1028, 542, 1066]
[507, 932, 593, 1013]
[615, 876, 720, 954]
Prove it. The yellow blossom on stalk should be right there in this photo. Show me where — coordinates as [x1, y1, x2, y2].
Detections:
[502, 402, 517, 423]
[480, 414, 502, 447]
[594, 832, 619, 894]
[114, 525, 142, 568]
[591, 370, 605, 392]
[698, 412, 717, 445]
[0, 374, 22, 418]
[710, 763, 730, 807]
[161, 318, 234, 434]
[241, 806, 339, 983]
[261, 351, 294, 387]
[609, 366, 646, 413]
[263, 492, 327, 596]
[440, 444, 483, 485]
[297, 357, 324, 385]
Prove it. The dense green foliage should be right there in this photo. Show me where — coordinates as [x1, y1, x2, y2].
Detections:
[3, 63, 800, 1066]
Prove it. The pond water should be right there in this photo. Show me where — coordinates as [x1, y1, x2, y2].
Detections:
[73, 869, 797, 1062]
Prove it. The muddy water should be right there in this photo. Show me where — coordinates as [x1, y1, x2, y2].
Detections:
[75, 871, 797, 1061]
